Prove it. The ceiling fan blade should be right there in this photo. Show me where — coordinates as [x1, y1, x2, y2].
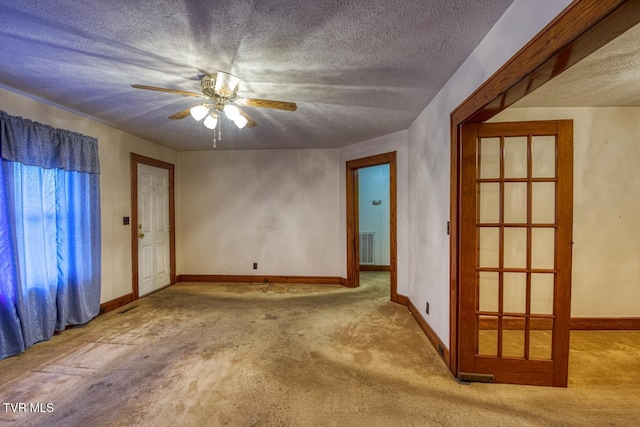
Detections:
[238, 109, 258, 128]
[131, 84, 202, 98]
[235, 97, 297, 112]
[168, 107, 193, 120]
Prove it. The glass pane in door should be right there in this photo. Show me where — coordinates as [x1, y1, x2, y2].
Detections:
[479, 183, 500, 223]
[502, 317, 526, 358]
[532, 228, 555, 269]
[504, 228, 527, 268]
[479, 272, 499, 312]
[503, 273, 527, 314]
[477, 315, 498, 356]
[479, 228, 499, 268]
[504, 136, 528, 178]
[504, 182, 528, 223]
[479, 137, 501, 179]
[531, 274, 554, 315]
[530, 318, 553, 360]
[532, 182, 555, 223]
[532, 136, 556, 178]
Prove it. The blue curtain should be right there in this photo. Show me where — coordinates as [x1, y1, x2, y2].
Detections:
[0, 111, 100, 360]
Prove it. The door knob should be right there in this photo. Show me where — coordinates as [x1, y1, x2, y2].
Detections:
[138, 232, 145, 238]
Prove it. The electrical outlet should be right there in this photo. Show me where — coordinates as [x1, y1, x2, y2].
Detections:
[253, 262, 258, 270]
[426, 302, 430, 315]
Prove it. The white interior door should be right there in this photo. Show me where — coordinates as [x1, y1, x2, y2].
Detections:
[137, 163, 170, 296]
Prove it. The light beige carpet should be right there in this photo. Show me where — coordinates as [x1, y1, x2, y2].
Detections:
[1, 272, 639, 426]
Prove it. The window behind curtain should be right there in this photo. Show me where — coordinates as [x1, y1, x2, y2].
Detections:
[0, 111, 100, 360]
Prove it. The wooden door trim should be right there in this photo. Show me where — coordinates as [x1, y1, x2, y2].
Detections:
[449, 0, 640, 378]
[130, 153, 176, 300]
[553, 119, 574, 386]
[346, 152, 398, 302]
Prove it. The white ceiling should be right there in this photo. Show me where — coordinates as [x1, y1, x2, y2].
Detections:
[0, 0, 514, 151]
[514, 22, 640, 108]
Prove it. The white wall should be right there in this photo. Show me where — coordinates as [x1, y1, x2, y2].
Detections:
[176, 149, 340, 276]
[339, 130, 409, 295]
[358, 164, 390, 266]
[491, 107, 640, 317]
[405, 0, 572, 345]
[0, 87, 178, 303]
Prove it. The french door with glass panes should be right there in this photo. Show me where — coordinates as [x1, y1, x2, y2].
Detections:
[459, 120, 573, 387]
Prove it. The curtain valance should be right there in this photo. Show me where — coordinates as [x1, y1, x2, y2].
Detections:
[0, 111, 100, 174]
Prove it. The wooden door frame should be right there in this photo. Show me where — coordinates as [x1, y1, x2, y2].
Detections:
[449, 0, 640, 378]
[130, 153, 176, 300]
[346, 152, 398, 302]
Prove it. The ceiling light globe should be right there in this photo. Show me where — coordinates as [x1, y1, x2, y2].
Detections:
[214, 72, 240, 97]
[234, 115, 248, 129]
[190, 105, 209, 121]
[203, 113, 218, 130]
[224, 104, 240, 120]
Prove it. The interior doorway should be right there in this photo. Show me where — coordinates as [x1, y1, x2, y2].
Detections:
[450, 2, 640, 386]
[346, 152, 398, 302]
[358, 164, 391, 272]
[130, 153, 176, 299]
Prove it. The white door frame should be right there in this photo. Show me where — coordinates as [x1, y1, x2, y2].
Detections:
[130, 153, 176, 299]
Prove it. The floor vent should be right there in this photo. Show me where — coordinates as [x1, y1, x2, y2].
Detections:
[359, 232, 375, 265]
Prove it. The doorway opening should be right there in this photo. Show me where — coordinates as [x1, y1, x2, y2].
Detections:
[346, 151, 398, 303]
[358, 164, 391, 271]
[357, 163, 392, 298]
[130, 153, 176, 300]
[346, 152, 398, 302]
[450, 2, 640, 386]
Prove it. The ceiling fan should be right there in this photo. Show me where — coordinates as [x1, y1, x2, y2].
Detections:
[131, 71, 297, 144]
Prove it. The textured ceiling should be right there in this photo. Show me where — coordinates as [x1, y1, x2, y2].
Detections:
[0, 0, 514, 151]
[514, 22, 640, 108]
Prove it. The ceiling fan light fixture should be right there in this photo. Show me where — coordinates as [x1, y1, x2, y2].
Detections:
[233, 115, 248, 129]
[131, 72, 298, 140]
[190, 105, 209, 121]
[215, 72, 240, 97]
[203, 113, 218, 130]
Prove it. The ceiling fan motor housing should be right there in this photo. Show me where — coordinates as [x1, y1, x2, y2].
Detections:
[201, 73, 238, 103]
[200, 74, 217, 98]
